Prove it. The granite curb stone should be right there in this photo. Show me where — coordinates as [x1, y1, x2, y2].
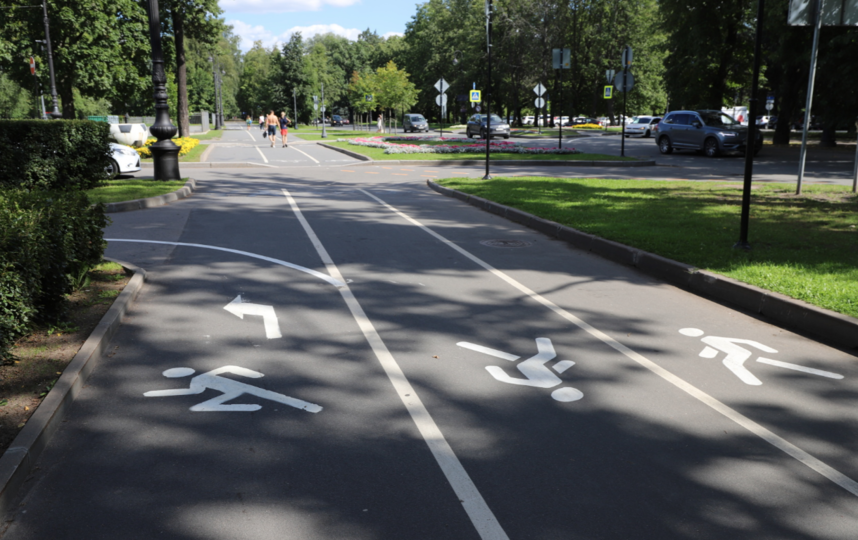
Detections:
[426, 179, 858, 352]
[0, 260, 147, 518]
[104, 178, 196, 214]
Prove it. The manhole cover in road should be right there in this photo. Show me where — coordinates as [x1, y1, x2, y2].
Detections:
[480, 239, 532, 248]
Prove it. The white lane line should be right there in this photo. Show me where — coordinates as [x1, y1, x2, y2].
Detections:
[280, 189, 509, 540]
[357, 188, 858, 499]
[457, 342, 520, 362]
[757, 357, 844, 379]
[104, 239, 344, 288]
[244, 129, 257, 142]
[255, 146, 269, 163]
[290, 145, 320, 164]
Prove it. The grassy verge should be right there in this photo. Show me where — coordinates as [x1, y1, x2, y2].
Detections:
[86, 178, 188, 204]
[324, 141, 633, 161]
[437, 176, 858, 319]
[191, 129, 223, 141]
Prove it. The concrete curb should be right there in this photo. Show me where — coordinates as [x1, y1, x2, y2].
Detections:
[142, 162, 273, 169]
[0, 259, 147, 518]
[426, 180, 858, 352]
[315, 143, 655, 168]
[104, 178, 196, 214]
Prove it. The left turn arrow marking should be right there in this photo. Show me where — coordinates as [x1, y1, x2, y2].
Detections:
[224, 295, 282, 339]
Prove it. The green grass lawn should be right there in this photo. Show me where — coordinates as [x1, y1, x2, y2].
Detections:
[437, 177, 858, 318]
[86, 178, 188, 204]
[324, 140, 632, 161]
[191, 129, 223, 140]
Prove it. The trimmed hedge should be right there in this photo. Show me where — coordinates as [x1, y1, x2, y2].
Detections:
[0, 190, 107, 360]
[0, 120, 111, 191]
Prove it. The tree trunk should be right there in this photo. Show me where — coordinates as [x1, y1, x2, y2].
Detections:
[59, 84, 75, 119]
[173, 7, 190, 138]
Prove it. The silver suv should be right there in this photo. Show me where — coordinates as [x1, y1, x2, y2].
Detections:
[403, 114, 429, 133]
[656, 110, 762, 157]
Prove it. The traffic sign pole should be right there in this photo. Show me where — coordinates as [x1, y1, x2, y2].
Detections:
[483, 0, 493, 180]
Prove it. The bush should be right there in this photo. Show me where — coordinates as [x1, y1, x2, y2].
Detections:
[0, 120, 111, 191]
[0, 190, 108, 360]
[135, 137, 199, 158]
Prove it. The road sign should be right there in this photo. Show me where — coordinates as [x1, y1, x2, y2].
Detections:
[470, 90, 481, 103]
[613, 71, 635, 92]
[606, 69, 615, 83]
[534, 97, 545, 108]
[313, 95, 318, 103]
[434, 78, 449, 93]
[320, 106, 326, 113]
[313, 104, 318, 110]
[604, 86, 613, 99]
[365, 94, 373, 102]
[552, 48, 571, 69]
[533, 83, 546, 96]
[475, 105, 481, 112]
[789, 0, 858, 26]
[622, 46, 633, 67]
[29, 57, 36, 75]
[435, 93, 448, 106]
[766, 102, 774, 111]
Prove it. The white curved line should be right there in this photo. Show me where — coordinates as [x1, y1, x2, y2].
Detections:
[105, 239, 344, 288]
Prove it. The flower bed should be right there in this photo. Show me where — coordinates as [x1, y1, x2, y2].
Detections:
[134, 137, 200, 158]
[339, 137, 581, 155]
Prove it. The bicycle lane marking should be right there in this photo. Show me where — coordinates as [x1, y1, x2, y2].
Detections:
[356, 187, 858, 499]
[279, 188, 510, 540]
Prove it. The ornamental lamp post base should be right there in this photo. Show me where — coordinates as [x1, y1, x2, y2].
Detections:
[150, 141, 182, 181]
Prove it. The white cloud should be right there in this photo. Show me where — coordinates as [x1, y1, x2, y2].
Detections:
[382, 31, 404, 39]
[221, 0, 360, 14]
[228, 20, 369, 50]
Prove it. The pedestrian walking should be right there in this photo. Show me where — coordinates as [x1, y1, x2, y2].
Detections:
[280, 112, 290, 147]
[246, 115, 252, 131]
[259, 114, 265, 131]
[266, 110, 279, 147]
[377, 112, 384, 133]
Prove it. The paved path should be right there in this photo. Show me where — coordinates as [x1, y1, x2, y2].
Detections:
[3, 163, 857, 540]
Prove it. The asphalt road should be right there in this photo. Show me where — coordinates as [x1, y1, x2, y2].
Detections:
[3, 150, 857, 539]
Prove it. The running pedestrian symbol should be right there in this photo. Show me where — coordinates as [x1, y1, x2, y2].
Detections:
[679, 328, 843, 386]
[144, 366, 323, 413]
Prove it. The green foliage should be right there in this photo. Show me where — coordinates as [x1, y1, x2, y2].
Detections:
[0, 120, 112, 191]
[0, 73, 33, 120]
[0, 189, 108, 360]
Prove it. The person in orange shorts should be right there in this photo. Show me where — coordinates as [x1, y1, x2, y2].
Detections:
[279, 112, 290, 147]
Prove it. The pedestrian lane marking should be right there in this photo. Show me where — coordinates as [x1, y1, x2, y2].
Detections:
[341, 170, 355, 173]
[393, 174, 407, 176]
[365, 171, 379, 174]
[421, 175, 437, 178]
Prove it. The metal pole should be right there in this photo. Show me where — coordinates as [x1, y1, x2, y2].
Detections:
[321, 83, 327, 139]
[145, 0, 181, 180]
[558, 66, 562, 149]
[737, 0, 765, 249]
[41, 0, 61, 118]
[293, 89, 298, 131]
[621, 69, 627, 157]
[440, 79, 444, 139]
[483, 0, 492, 180]
[796, 0, 823, 195]
[853, 118, 858, 193]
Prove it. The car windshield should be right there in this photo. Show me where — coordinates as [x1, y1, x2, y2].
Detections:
[632, 117, 651, 124]
[411, 115, 426, 122]
[699, 112, 739, 127]
[482, 115, 504, 123]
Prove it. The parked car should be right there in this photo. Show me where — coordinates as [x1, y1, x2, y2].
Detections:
[624, 116, 661, 138]
[105, 142, 141, 179]
[466, 114, 511, 139]
[523, 115, 535, 125]
[655, 110, 762, 157]
[766, 116, 778, 129]
[331, 115, 344, 126]
[403, 113, 429, 133]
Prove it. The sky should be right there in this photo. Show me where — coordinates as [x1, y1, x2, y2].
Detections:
[220, 0, 421, 51]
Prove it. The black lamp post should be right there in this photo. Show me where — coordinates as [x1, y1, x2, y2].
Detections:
[145, 0, 181, 180]
[40, 0, 61, 118]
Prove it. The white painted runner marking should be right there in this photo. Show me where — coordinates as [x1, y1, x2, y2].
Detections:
[254, 145, 269, 163]
[358, 188, 858, 499]
[224, 295, 282, 339]
[757, 357, 844, 379]
[280, 188, 509, 540]
[104, 239, 344, 288]
[244, 129, 257, 142]
[291, 145, 320, 164]
[456, 342, 519, 361]
[144, 366, 321, 412]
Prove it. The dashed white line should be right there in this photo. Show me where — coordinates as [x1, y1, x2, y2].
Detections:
[254, 146, 269, 163]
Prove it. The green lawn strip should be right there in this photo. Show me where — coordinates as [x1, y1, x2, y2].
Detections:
[294, 131, 374, 141]
[191, 130, 223, 141]
[86, 178, 188, 204]
[436, 176, 858, 318]
[140, 143, 207, 163]
[324, 141, 631, 161]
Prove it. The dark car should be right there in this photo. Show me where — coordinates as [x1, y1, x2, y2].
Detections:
[466, 114, 510, 139]
[655, 110, 763, 157]
[331, 115, 344, 126]
[403, 113, 429, 133]
[766, 116, 778, 129]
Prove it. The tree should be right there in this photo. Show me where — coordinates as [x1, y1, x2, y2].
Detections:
[372, 61, 419, 130]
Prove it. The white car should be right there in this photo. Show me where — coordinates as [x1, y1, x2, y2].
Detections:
[624, 116, 662, 138]
[106, 142, 141, 179]
[523, 115, 535, 125]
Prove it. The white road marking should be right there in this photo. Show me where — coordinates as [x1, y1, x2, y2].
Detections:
[457, 342, 519, 361]
[244, 130, 257, 142]
[281, 188, 509, 540]
[223, 295, 282, 339]
[358, 188, 858, 499]
[104, 239, 344, 288]
[757, 357, 844, 379]
[255, 145, 269, 163]
[553, 360, 576, 373]
[291, 145, 320, 164]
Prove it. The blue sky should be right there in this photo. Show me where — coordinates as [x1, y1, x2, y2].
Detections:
[220, 0, 421, 51]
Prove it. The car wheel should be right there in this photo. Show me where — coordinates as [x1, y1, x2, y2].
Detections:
[481, 129, 487, 139]
[658, 136, 673, 155]
[644, 129, 651, 138]
[105, 158, 120, 180]
[503, 135, 509, 139]
[704, 138, 719, 157]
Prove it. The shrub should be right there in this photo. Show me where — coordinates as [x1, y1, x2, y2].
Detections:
[0, 190, 108, 360]
[0, 120, 111, 191]
[135, 137, 199, 158]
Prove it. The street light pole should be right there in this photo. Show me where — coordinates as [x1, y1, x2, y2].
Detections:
[321, 82, 327, 139]
[145, 0, 181, 180]
[209, 56, 221, 129]
[40, 0, 61, 118]
[483, 0, 493, 180]
[292, 88, 298, 131]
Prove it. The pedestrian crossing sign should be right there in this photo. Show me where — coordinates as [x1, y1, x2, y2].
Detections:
[604, 86, 613, 99]
[470, 90, 481, 103]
